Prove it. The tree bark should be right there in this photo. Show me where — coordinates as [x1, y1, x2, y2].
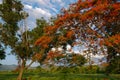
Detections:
[17, 67, 24, 80]
[17, 59, 25, 80]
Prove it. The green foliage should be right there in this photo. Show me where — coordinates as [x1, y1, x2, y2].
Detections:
[69, 54, 87, 66]
[81, 66, 100, 74]
[105, 47, 120, 74]
[0, 71, 120, 80]
[0, 44, 5, 60]
[35, 65, 101, 74]
[0, 0, 24, 47]
[28, 18, 48, 45]
[0, 0, 23, 24]
[0, 49, 5, 60]
[28, 18, 50, 63]
[106, 56, 120, 74]
[0, 0, 23, 63]
[59, 66, 100, 74]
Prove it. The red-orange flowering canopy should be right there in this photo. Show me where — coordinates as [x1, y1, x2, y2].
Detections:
[36, 0, 120, 53]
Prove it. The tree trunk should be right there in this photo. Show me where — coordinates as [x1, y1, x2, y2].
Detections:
[17, 66, 24, 80]
[17, 59, 25, 80]
[25, 60, 34, 70]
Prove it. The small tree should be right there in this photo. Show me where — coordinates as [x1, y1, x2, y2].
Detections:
[13, 17, 50, 80]
[0, 0, 49, 80]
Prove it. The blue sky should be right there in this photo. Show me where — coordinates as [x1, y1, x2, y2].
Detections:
[0, 0, 77, 66]
[22, 0, 77, 29]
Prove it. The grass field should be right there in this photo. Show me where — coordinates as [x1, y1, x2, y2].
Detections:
[0, 71, 120, 80]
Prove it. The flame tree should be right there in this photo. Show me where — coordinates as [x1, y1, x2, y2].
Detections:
[36, 0, 120, 73]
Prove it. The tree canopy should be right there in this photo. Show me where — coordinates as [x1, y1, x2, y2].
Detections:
[35, 0, 120, 73]
[36, 0, 120, 55]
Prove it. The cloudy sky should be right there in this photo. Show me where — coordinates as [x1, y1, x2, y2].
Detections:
[0, 0, 77, 66]
[22, 0, 77, 29]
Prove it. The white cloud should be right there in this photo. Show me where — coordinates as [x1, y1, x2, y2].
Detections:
[21, 0, 77, 28]
[34, 7, 51, 17]
[22, 0, 72, 14]
[24, 4, 51, 18]
[66, 45, 71, 50]
[24, 4, 32, 9]
[51, 48, 56, 52]
[23, 4, 52, 28]
[58, 47, 63, 51]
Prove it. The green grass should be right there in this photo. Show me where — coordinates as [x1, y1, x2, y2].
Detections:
[0, 71, 120, 80]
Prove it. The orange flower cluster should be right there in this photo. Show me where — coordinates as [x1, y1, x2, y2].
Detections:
[112, 3, 120, 10]
[99, 34, 120, 48]
[32, 53, 42, 61]
[35, 36, 52, 48]
[46, 51, 63, 60]
[44, 26, 58, 35]
[101, 62, 109, 67]
[35, 0, 120, 54]
[66, 30, 74, 38]
[58, 36, 67, 43]
[55, 13, 81, 26]
[80, 4, 111, 21]
[76, 0, 120, 22]
[110, 3, 120, 16]
[76, 0, 109, 11]
[76, 0, 93, 10]
[105, 34, 120, 47]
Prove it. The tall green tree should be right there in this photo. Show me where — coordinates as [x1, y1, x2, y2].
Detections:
[12, 17, 49, 80]
[0, 0, 24, 80]
[0, 0, 50, 80]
